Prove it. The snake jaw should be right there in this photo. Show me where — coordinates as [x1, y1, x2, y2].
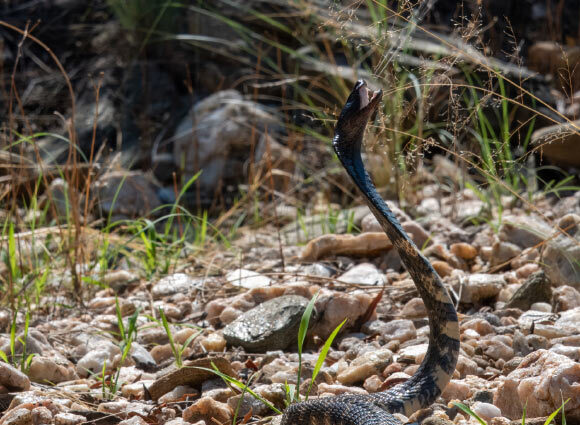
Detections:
[359, 84, 370, 109]
[334, 80, 383, 150]
[357, 80, 382, 112]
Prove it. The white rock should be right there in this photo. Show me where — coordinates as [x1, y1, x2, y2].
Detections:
[317, 383, 368, 396]
[552, 285, 580, 311]
[458, 273, 505, 303]
[456, 355, 479, 378]
[338, 263, 386, 286]
[1, 408, 32, 425]
[362, 319, 416, 343]
[76, 349, 115, 378]
[152, 273, 202, 298]
[530, 302, 552, 312]
[556, 306, 580, 329]
[472, 402, 502, 422]
[31, 406, 52, 425]
[461, 318, 494, 335]
[481, 339, 514, 361]
[225, 269, 271, 289]
[336, 349, 392, 385]
[550, 344, 580, 361]
[313, 292, 374, 339]
[397, 343, 429, 364]
[173, 90, 278, 194]
[54, 413, 86, 425]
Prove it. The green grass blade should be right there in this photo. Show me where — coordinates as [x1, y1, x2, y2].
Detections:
[295, 291, 319, 401]
[115, 297, 125, 340]
[194, 365, 282, 415]
[543, 399, 569, 425]
[298, 291, 318, 352]
[158, 308, 180, 367]
[306, 318, 347, 401]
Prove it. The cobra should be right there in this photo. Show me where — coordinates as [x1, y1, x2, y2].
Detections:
[280, 80, 460, 425]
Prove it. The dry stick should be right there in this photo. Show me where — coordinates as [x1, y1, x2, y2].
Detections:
[83, 73, 104, 227]
[0, 20, 82, 299]
[264, 128, 286, 271]
[5, 21, 31, 311]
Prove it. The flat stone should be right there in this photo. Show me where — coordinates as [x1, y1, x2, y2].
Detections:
[362, 319, 416, 343]
[223, 295, 309, 352]
[225, 269, 271, 289]
[336, 349, 393, 385]
[151, 273, 202, 298]
[338, 263, 386, 286]
[398, 343, 429, 364]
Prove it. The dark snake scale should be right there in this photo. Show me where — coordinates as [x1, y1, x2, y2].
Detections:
[280, 81, 460, 425]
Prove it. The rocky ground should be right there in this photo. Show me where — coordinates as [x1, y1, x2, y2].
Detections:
[1, 172, 580, 425]
[2, 1, 580, 425]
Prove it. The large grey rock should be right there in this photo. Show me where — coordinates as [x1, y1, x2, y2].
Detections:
[172, 90, 279, 197]
[494, 350, 580, 421]
[223, 295, 309, 352]
[92, 170, 162, 221]
[499, 214, 553, 248]
[506, 271, 552, 310]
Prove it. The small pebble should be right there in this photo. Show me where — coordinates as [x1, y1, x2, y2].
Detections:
[54, 413, 87, 425]
[450, 242, 478, 260]
[472, 402, 502, 422]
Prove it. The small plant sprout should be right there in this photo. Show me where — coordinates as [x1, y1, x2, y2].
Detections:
[158, 308, 201, 368]
[295, 290, 319, 402]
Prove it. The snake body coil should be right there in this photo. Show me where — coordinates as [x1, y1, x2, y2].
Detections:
[280, 81, 460, 425]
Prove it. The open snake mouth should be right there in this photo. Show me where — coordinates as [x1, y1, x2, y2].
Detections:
[356, 80, 382, 112]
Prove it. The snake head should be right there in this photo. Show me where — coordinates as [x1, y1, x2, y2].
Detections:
[334, 80, 382, 146]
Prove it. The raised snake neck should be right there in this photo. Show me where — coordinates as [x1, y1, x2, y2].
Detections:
[280, 81, 460, 425]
